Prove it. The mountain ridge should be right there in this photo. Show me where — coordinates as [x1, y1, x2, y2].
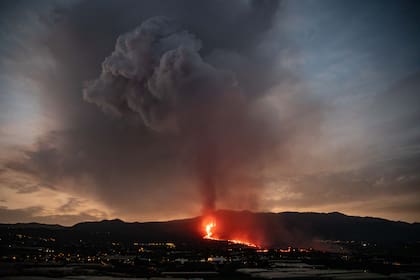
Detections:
[3, 210, 417, 228]
[1, 210, 419, 247]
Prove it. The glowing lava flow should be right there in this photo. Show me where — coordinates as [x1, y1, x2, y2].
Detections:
[204, 221, 216, 239]
[203, 221, 258, 248]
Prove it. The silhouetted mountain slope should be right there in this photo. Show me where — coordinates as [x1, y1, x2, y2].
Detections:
[1, 211, 419, 248]
[70, 217, 200, 243]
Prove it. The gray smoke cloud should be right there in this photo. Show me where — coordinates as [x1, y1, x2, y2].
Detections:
[1, 0, 420, 224]
[83, 16, 279, 212]
[1, 0, 323, 221]
[84, 17, 234, 132]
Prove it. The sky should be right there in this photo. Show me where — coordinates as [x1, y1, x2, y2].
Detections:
[0, 0, 419, 225]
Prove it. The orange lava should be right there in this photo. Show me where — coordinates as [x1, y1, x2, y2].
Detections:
[203, 220, 258, 248]
[204, 221, 216, 239]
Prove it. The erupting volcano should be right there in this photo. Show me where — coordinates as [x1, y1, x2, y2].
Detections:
[202, 217, 259, 248]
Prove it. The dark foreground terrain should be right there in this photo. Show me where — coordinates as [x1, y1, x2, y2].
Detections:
[1, 210, 420, 279]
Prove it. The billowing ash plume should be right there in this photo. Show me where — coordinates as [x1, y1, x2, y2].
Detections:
[84, 16, 277, 213]
[84, 17, 235, 132]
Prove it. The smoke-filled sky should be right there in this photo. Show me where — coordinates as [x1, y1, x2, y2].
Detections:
[0, 0, 419, 225]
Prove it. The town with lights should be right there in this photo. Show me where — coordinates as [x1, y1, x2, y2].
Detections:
[1, 214, 420, 280]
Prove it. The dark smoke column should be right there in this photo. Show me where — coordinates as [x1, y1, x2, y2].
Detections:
[84, 17, 276, 214]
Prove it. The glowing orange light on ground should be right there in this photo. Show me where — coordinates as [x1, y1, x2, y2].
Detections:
[204, 221, 216, 239]
[202, 219, 258, 248]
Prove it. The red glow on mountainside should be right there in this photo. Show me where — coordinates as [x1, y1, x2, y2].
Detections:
[202, 218, 258, 248]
